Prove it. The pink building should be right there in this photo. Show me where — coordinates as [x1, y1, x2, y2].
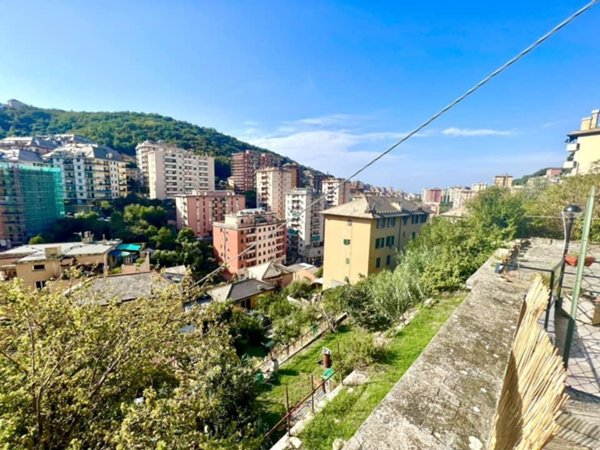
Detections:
[545, 168, 562, 178]
[421, 188, 443, 204]
[212, 209, 286, 279]
[175, 191, 246, 237]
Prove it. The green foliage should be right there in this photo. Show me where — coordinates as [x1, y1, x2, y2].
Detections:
[0, 104, 301, 181]
[466, 186, 529, 239]
[28, 235, 45, 245]
[283, 280, 315, 299]
[0, 281, 262, 449]
[337, 331, 387, 376]
[525, 172, 600, 241]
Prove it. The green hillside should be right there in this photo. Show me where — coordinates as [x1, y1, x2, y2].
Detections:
[0, 101, 299, 180]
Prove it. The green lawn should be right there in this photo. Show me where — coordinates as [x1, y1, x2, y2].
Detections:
[299, 293, 465, 450]
[257, 324, 360, 431]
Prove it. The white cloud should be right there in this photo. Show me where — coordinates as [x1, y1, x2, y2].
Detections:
[246, 129, 407, 177]
[442, 127, 516, 137]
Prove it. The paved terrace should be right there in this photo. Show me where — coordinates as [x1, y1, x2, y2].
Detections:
[515, 238, 600, 397]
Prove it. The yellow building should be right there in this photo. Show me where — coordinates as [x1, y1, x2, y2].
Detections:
[322, 195, 429, 288]
[564, 109, 600, 176]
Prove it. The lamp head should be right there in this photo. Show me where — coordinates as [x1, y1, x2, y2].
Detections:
[562, 204, 582, 220]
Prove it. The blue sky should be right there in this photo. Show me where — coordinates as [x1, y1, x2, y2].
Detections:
[1, 1, 599, 192]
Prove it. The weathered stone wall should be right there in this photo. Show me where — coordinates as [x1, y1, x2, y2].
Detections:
[344, 256, 531, 449]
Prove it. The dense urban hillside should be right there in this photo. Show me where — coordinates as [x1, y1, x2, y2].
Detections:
[0, 100, 304, 179]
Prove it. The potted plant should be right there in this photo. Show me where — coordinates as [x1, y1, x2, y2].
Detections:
[565, 254, 596, 267]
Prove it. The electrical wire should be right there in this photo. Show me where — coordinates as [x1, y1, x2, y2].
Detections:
[188, 0, 599, 293]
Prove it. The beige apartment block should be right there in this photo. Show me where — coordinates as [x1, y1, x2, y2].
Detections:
[322, 177, 352, 208]
[0, 238, 119, 289]
[136, 140, 215, 199]
[493, 175, 513, 188]
[256, 167, 294, 219]
[322, 195, 429, 288]
[564, 109, 600, 175]
[175, 191, 246, 237]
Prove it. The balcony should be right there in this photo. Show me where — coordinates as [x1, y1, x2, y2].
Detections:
[566, 142, 579, 152]
[563, 160, 577, 170]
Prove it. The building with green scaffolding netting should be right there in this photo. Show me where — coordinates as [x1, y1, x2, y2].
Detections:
[0, 162, 65, 247]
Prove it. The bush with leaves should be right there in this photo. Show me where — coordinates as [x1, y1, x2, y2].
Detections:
[337, 331, 387, 376]
[0, 281, 262, 450]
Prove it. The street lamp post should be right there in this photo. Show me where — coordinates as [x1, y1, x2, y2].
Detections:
[555, 204, 582, 311]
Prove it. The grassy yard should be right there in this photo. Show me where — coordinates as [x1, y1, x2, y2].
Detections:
[257, 324, 360, 430]
[299, 293, 465, 450]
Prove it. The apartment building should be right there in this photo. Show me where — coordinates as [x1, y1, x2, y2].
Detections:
[471, 182, 487, 192]
[256, 167, 294, 219]
[212, 209, 286, 279]
[44, 143, 127, 206]
[136, 140, 215, 199]
[175, 191, 246, 237]
[0, 237, 118, 289]
[564, 109, 600, 175]
[231, 150, 283, 192]
[322, 177, 352, 208]
[303, 170, 327, 192]
[0, 162, 65, 247]
[322, 195, 429, 288]
[285, 187, 325, 264]
[494, 175, 513, 188]
[421, 188, 443, 204]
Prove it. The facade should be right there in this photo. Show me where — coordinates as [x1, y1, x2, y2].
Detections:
[0, 238, 118, 289]
[0, 162, 65, 247]
[452, 187, 477, 209]
[471, 182, 487, 192]
[285, 187, 325, 264]
[322, 195, 429, 288]
[231, 150, 283, 192]
[256, 167, 294, 219]
[494, 175, 513, 188]
[322, 177, 352, 208]
[282, 163, 300, 189]
[421, 188, 443, 205]
[175, 191, 246, 237]
[44, 143, 127, 205]
[564, 109, 600, 176]
[212, 209, 286, 279]
[136, 140, 215, 199]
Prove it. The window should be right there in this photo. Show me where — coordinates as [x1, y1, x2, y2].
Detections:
[411, 215, 418, 224]
[347, 219, 352, 226]
[421, 214, 428, 224]
[386, 255, 392, 266]
[375, 237, 385, 249]
[412, 231, 416, 239]
[386, 236, 395, 247]
[375, 257, 381, 268]
[35, 280, 46, 289]
[33, 264, 45, 271]
[345, 257, 350, 264]
[387, 217, 396, 227]
[402, 216, 409, 225]
[343, 239, 351, 245]
[376, 218, 386, 229]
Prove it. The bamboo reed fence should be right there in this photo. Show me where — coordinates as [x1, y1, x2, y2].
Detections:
[489, 276, 568, 449]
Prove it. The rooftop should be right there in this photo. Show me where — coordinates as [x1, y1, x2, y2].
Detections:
[246, 261, 292, 281]
[44, 143, 125, 162]
[321, 195, 425, 219]
[79, 271, 173, 304]
[209, 279, 275, 303]
[0, 241, 119, 263]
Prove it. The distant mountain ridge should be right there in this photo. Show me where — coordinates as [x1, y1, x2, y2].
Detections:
[0, 99, 312, 180]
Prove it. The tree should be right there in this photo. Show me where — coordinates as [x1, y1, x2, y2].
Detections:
[28, 235, 45, 245]
[176, 228, 196, 245]
[0, 281, 262, 449]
